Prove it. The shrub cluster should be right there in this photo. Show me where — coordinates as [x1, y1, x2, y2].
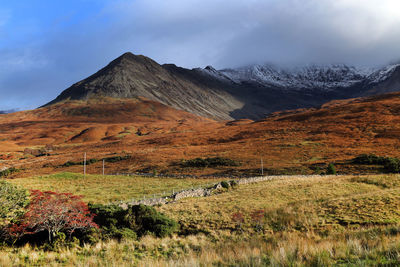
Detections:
[352, 154, 400, 173]
[61, 159, 98, 167]
[103, 155, 131, 163]
[89, 204, 178, 240]
[180, 157, 240, 168]
[220, 180, 238, 189]
[352, 154, 388, 165]
[61, 155, 131, 167]
[0, 181, 28, 230]
[1, 181, 178, 248]
[326, 163, 336, 175]
[0, 167, 19, 177]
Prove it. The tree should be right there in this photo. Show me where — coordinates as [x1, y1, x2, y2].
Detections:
[10, 190, 98, 243]
[326, 163, 336, 175]
[0, 180, 28, 228]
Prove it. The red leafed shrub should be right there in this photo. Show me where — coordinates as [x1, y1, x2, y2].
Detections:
[232, 212, 245, 232]
[250, 209, 265, 223]
[250, 209, 265, 232]
[232, 212, 244, 224]
[9, 190, 98, 243]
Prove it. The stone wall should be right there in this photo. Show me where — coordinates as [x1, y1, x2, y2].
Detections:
[118, 175, 336, 208]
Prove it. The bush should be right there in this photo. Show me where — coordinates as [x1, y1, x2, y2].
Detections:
[89, 204, 178, 239]
[0, 167, 19, 178]
[9, 190, 98, 243]
[352, 154, 400, 173]
[326, 163, 336, 175]
[130, 205, 178, 238]
[352, 154, 386, 165]
[384, 158, 400, 173]
[61, 159, 98, 167]
[88, 204, 127, 229]
[221, 181, 230, 189]
[180, 157, 240, 168]
[62, 157, 130, 167]
[0, 181, 28, 230]
[114, 228, 137, 240]
[88, 204, 133, 240]
[103, 155, 131, 163]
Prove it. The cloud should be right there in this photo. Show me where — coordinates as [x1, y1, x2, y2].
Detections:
[1, 0, 400, 110]
[107, 0, 400, 68]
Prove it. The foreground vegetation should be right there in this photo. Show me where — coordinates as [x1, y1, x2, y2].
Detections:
[2, 173, 400, 265]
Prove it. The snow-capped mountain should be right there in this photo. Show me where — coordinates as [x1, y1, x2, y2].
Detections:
[199, 63, 400, 91]
[368, 64, 400, 84]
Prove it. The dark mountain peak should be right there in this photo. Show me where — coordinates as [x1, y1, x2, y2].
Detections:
[109, 52, 159, 69]
[115, 52, 149, 61]
[120, 51, 135, 58]
[205, 65, 217, 71]
[44, 53, 242, 120]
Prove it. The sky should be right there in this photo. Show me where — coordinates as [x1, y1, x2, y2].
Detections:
[1, 0, 400, 111]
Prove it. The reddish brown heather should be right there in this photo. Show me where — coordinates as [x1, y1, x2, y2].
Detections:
[2, 92, 400, 177]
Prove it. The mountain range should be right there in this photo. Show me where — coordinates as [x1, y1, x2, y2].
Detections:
[45, 52, 400, 120]
[3, 52, 400, 176]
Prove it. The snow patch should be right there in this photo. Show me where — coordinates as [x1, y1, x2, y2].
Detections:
[198, 63, 400, 92]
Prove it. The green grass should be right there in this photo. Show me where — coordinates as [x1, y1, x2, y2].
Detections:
[9, 172, 224, 204]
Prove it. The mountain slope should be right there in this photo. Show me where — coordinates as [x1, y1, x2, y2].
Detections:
[4, 92, 400, 177]
[45, 53, 243, 120]
[1, 97, 215, 147]
[45, 52, 400, 120]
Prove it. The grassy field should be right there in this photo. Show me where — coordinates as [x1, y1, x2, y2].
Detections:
[8, 172, 225, 204]
[160, 175, 400, 235]
[2, 174, 400, 266]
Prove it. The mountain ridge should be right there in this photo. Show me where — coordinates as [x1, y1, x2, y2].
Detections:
[45, 52, 400, 120]
[45, 52, 243, 120]
[204, 63, 400, 91]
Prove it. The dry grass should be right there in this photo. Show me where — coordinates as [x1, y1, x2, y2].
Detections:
[1, 230, 400, 266]
[3, 174, 400, 266]
[159, 175, 388, 235]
